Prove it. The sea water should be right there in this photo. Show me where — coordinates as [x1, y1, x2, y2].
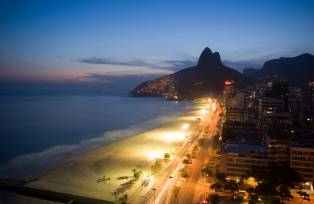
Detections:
[0, 94, 192, 177]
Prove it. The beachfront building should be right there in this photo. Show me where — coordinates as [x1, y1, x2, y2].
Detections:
[290, 133, 314, 191]
[220, 143, 269, 178]
[290, 146, 314, 181]
[226, 108, 249, 122]
[265, 130, 292, 163]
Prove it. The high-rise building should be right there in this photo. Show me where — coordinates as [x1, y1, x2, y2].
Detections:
[223, 80, 234, 109]
[221, 144, 269, 178]
[258, 98, 285, 120]
[226, 108, 249, 122]
[290, 133, 314, 189]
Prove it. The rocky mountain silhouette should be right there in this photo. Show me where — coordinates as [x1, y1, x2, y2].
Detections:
[130, 47, 253, 99]
[243, 53, 314, 86]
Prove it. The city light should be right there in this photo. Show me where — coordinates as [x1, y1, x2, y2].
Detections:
[225, 80, 234, 85]
[181, 123, 190, 130]
[199, 109, 207, 115]
[147, 151, 164, 160]
[212, 103, 216, 111]
[245, 177, 258, 188]
[163, 132, 185, 143]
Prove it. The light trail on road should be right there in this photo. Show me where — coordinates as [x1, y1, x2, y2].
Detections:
[130, 98, 220, 204]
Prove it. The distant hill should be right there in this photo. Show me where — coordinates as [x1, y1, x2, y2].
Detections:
[243, 53, 314, 86]
[130, 47, 253, 99]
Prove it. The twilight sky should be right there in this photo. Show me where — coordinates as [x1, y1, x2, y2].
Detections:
[1, 0, 314, 84]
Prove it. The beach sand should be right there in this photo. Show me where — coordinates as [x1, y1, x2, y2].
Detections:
[28, 101, 207, 201]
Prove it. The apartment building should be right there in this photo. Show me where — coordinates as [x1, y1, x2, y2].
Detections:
[221, 144, 269, 177]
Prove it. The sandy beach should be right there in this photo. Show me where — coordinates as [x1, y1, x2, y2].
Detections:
[28, 100, 209, 202]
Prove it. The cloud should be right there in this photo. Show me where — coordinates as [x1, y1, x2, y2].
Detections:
[79, 56, 262, 73]
[80, 57, 156, 67]
[88, 66, 173, 77]
[79, 57, 196, 71]
[82, 73, 161, 83]
[74, 73, 166, 88]
[162, 59, 195, 71]
[63, 73, 168, 93]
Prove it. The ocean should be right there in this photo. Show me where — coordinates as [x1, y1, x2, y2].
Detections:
[0, 94, 192, 177]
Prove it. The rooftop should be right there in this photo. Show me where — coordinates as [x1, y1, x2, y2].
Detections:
[226, 132, 263, 144]
[223, 144, 268, 154]
[291, 132, 314, 148]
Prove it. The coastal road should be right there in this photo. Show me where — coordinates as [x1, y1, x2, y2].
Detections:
[150, 102, 220, 204]
[175, 108, 220, 204]
[128, 121, 201, 204]
[129, 99, 220, 204]
[131, 122, 204, 204]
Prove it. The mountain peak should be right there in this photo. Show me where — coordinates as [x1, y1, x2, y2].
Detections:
[298, 53, 313, 58]
[197, 47, 222, 69]
[202, 47, 213, 55]
[131, 46, 252, 99]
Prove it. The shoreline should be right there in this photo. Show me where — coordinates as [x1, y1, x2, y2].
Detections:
[0, 98, 193, 179]
[25, 99, 204, 201]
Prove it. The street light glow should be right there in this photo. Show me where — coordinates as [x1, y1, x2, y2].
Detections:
[148, 151, 164, 160]
[212, 103, 216, 110]
[199, 109, 207, 115]
[163, 132, 185, 143]
[245, 177, 258, 188]
[181, 123, 190, 130]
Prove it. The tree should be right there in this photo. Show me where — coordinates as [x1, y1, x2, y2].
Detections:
[208, 193, 220, 204]
[279, 185, 293, 202]
[202, 163, 213, 177]
[192, 145, 199, 158]
[183, 159, 189, 165]
[114, 193, 128, 204]
[225, 180, 239, 192]
[247, 164, 301, 203]
[164, 152, 170, 160]
[132, 168, 142, 180]
[268, 165, 301, 188]
[215, 172, 226, 184]
[180, 167, 189, 178]
[255, 181, 277, 197]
